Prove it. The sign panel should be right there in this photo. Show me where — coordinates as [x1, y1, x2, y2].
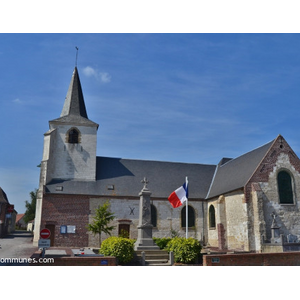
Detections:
[38, 239, 51, 248]
[67, 225, 76, 234]
[100, 260, 108, 265]
[60, 225, 67, 234]
[211, 257, 220, 263]
[40, 228, 51, 239]
[7, 205, 14, 213]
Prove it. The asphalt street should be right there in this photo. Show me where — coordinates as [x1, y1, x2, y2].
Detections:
[0, 230, 38, 265]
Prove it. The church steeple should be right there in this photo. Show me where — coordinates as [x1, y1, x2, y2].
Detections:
[50, 67, 98, 127]
[60, 67, 88, 119]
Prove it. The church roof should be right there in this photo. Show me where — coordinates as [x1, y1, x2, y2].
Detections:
[61, 67, 88, 118]
[95, 157, 216, 199]
[45, 158, 216, 200]
[206, 139, 275, 199]
[50, 67, 98, 127]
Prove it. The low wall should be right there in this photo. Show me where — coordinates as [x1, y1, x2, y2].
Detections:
[30, 251, 117, 266]
[203, 251, 300, 266]
[49, 256, 117, 266]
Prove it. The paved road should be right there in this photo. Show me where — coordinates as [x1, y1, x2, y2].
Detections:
[0, 230, 38, 265]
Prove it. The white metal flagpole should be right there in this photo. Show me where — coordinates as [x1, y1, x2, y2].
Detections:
[186, 176, 188, 239]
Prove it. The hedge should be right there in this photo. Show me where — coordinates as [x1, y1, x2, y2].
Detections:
[153, 237, 172, 250]
[166, 237, 202, 264]
[100, 236, 135, 265]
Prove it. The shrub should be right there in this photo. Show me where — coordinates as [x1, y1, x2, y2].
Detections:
[166, 237, 202, 264]
[100, 236, 135, 265]
[170, 229, 180, 238]
[153, 237, 172, 250]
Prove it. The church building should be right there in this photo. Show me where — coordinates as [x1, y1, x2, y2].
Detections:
[33, 67, 300, 253]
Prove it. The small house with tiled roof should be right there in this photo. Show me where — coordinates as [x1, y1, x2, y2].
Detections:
[0, 187, 9, 237]
[0, 187, 16, 237]
[33, 67, 300, 253]
[16, 213, 27, 230]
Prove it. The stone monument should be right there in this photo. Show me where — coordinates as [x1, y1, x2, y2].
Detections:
[270, 212, 280, 243]
[134, 177, 159, 251]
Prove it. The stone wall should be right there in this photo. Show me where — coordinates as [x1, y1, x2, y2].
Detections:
[248, 137, 300, 244]
[89, 197, 206, 247]
[203, 251, 300, 266]
[49, 124, 97, 181]
[260, 153, 300, 240]
[207, 199, 218, 248]
[206, 136, 300, 253]
[223, 191, 249, 251]
[248, 183, 265, 252]
[207, 191, 249, 251]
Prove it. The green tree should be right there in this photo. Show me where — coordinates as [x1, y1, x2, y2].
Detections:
[24, 189, 37, 224]
[87, 201, 116, 247]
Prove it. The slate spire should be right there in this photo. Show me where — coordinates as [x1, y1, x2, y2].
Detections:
[60, 67, 88, 119]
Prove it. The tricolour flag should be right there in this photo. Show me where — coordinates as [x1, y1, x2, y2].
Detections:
[168, 179, 188, 208]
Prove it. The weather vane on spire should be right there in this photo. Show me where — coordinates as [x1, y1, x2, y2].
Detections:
[75, 46, 79, 67]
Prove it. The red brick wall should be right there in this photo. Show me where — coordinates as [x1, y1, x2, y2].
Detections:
[0, 203, 8, 237]
[203, 251, 300, 266]
[217, 223, 226, 250]
[30, 251, 117, 266]
[45, 256, 117, 266]
[41, 194, 90, 247]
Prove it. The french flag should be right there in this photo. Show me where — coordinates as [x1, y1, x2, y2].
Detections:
[168, 178, 188, 208]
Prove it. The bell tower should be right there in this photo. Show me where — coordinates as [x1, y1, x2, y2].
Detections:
[34, 67, 99, 245]
[42, 67, 99, 184]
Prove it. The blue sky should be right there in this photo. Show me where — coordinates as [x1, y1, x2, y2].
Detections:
[1, 33, 300, 213]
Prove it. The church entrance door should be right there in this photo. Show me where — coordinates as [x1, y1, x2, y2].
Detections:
[118, 224, 130, 238]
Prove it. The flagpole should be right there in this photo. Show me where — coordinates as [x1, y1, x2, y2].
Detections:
[186, 176, 188, 239]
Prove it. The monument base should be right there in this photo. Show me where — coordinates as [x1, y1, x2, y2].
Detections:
[134, 224, 159, 251]
[134, 244, 160, 251]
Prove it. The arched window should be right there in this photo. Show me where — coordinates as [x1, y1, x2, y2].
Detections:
[209, 205, 216, 228]
[278, 170, 294, 204]
[181, 205, 195, 228]
[151, 204, 157, 227]
[67, 128, 80, 144]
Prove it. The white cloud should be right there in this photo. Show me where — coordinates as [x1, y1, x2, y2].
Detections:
[12, 98, 22, 104]
[99, 72, 111, 83]
[83, 66, 111, 83]
[83, 66, 96, 77]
